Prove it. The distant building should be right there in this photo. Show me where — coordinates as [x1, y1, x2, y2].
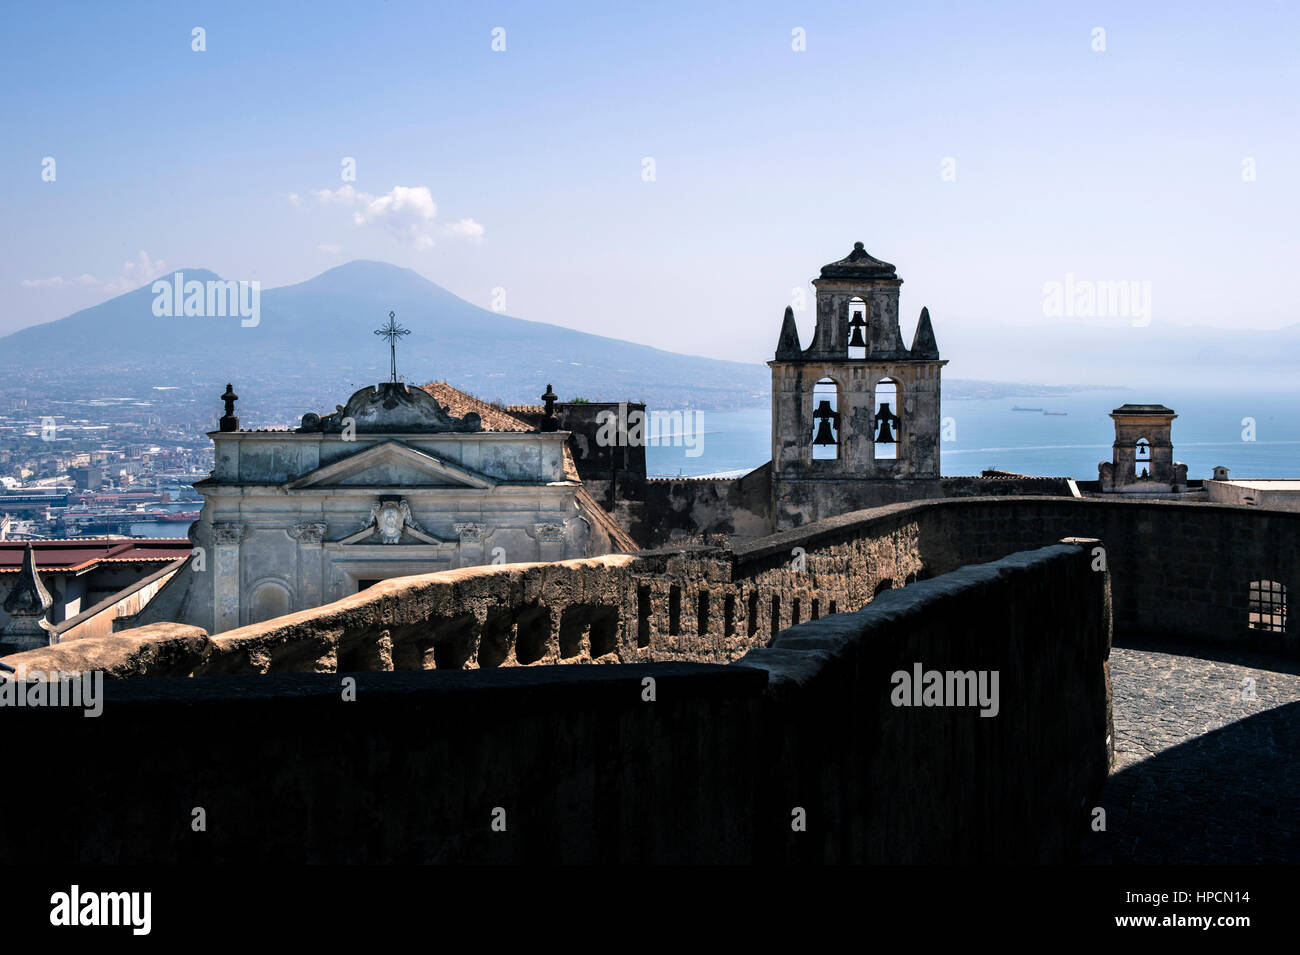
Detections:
[1207, 479, 1300, 512]
[68, 465, 103, 490]
[1097, 404, 1189, 493]
[0, 537, 190, 651]
[0, 543, 53, 653]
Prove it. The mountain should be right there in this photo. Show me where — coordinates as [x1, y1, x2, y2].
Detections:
[0, 261, 771, 411]
[10, 260, 1287, 415]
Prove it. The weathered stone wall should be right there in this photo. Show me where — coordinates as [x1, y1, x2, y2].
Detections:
[769, 361, 944, 496]
[0, 543, 1110, 864]
[583, 463, 773, 548]
[553, 401, 647, 481]
[637, 464, 773, 545]
[771, 475, 943, 531]
[615, 465, 1075, 547]
[908, 497, 1299, 657]
[7, 494, 1294, 676]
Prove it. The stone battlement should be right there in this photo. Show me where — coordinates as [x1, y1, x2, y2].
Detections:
[4, 494, 1295, 679]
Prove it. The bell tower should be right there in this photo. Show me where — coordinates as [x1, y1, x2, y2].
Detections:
[769, 242, 947, 530]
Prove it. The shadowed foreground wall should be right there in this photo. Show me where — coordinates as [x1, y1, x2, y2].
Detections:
[0, 542, 1110, 864]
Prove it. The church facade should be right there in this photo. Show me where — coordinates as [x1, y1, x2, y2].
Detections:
[137, 380, 629, 634]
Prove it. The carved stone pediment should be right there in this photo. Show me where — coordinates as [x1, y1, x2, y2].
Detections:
[285, 441, 496, 490]
[298, 382, 481, 434]
[337, 497, 450, 546]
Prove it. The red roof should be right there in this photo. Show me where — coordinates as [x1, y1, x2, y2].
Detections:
[419, 381, 537, 433]
[0, 539, 191, 574]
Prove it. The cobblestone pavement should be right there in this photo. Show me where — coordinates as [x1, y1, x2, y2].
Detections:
[1081, 638, 1300, 864]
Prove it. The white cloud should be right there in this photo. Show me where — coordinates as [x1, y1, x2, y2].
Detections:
[444, 217, 485, 242]
[22, 251, 168, 296]
[102, 251, 168, 294]
[312, 184, 360, 206]
[309, 184, 478, 250]
[287, 192, 302, 206]
[317, 244, 341, 255]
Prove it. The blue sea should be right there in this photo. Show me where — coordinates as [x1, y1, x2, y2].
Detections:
[647, 389, 1300, 480]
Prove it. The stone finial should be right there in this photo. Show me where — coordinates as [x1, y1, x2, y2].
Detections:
[910, 307, 939, 359]
[775, 306, 802, 360]
[541, 384, 559, 432]
[219, 383, 239, 433]
[1, 542, 55, 647]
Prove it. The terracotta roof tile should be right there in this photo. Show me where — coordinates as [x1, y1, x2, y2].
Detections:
[0, 539, 191, 574]
[419, 381, 581, 482]
[419, 382, 537, 433]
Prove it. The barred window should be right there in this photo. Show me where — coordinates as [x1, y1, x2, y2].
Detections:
[1248, 580, 1286, 632]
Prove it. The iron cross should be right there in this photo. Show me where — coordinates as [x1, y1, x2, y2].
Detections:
[374, 311, 410, 383]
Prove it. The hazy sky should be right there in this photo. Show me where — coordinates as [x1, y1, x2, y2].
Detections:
[5, 0, 1299, 369]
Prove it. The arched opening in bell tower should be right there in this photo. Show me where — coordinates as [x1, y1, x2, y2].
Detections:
[848, 297, 867, 360]
[873, 379, 900, 461]
[1135, 437, 1151, 478]
[812, 378, 839, 460]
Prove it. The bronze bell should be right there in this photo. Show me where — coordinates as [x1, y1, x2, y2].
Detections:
[874, 402, 899, 444]
[848, 312, 867, 351]
[812, 399, 838, 445]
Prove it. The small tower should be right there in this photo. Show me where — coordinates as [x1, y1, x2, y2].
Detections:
[1098, 404, 1188, 491]
[769, 243, 947, 529]
[0, 542, 55, 653]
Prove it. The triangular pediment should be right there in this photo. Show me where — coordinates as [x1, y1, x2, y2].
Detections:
[286, 441, 495, 490]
